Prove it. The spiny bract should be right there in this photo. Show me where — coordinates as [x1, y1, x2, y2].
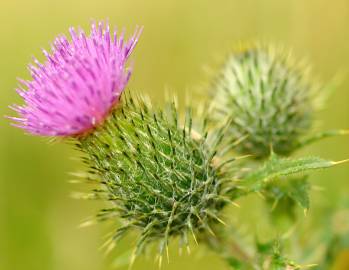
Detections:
[210, 45, 322, 159]
[75, 93, 236, 260]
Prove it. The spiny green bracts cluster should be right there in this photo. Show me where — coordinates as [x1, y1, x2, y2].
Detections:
[75, 93, 238, 261]
[210, 45, 323, 159]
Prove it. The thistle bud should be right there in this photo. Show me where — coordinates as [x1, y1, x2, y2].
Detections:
[76, 93, 235, 260]
[210, 45, 322, 159]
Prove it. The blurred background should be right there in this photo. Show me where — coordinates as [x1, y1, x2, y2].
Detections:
[0, 0, 348, 269]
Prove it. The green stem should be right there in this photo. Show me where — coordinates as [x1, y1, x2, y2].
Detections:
[202, 225, 257, 269]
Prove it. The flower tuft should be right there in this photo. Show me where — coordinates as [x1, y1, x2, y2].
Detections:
[9, 21, 142, 136]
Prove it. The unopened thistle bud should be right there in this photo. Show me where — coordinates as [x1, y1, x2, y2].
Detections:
[76, 93, 235, 260]
[210, 45, 323, 159]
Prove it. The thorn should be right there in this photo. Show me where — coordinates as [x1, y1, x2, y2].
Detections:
[206, 225, 216, 236]
[166, 244, 170, 264]
[282, 223, 298, 239]
[332, 159, 349, 165]
[256, 191, 266, 200]
[128, 250, 137, 270]
[235, 154, 254, 160]
[231, 134, 249, 147]
[206, 210, 227, 226]
[78, 219, 95, 228]
[178, 246, 182, 256]
[99, 237, 113, 251]
[190, 227, 198, 245]
[68, 179, 82, 184]
[215, 216, 227, 226]
[230, 201, 241, 208]
[271, 199, 279, 211]
[304, 209, 308, 217]
[104, 241, 116, 257]
[69, 171, 88, 177]
[158, 255, 163, 269]
[304, 263, 318, 268]
[339, 129, 349, 135]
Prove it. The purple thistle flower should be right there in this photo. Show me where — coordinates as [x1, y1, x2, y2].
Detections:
[9, 21, 142, 136]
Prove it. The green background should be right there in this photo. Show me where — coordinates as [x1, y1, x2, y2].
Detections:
[0, 0, 348, 269]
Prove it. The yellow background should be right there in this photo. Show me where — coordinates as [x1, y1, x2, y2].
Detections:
[0, 1, 348, 269]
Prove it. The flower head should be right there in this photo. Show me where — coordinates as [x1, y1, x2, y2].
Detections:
[10, 21, 142, 136]
[76, 93, 235, 261]
[209, 45, 323, 159]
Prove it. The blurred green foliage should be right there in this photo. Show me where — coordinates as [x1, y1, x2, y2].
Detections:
[0, 1, 348, 269]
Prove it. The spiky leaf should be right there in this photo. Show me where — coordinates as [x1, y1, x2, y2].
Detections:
[240, 153, 335, 194]
[287, 177, 310, 210]
[263, 176, 310, 220]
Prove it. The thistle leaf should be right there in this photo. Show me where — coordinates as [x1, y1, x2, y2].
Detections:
[262, 176, 310, 221]
[242, 153, 335, 193]
[287, 177, 310, 210]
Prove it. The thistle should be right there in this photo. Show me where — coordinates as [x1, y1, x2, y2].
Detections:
[75, 93, 237, 262]
[8, 21, 348, 270]
[7, 20, 237, 262]
[209, 45, 325, 159]
[9, 21, 141, 136]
